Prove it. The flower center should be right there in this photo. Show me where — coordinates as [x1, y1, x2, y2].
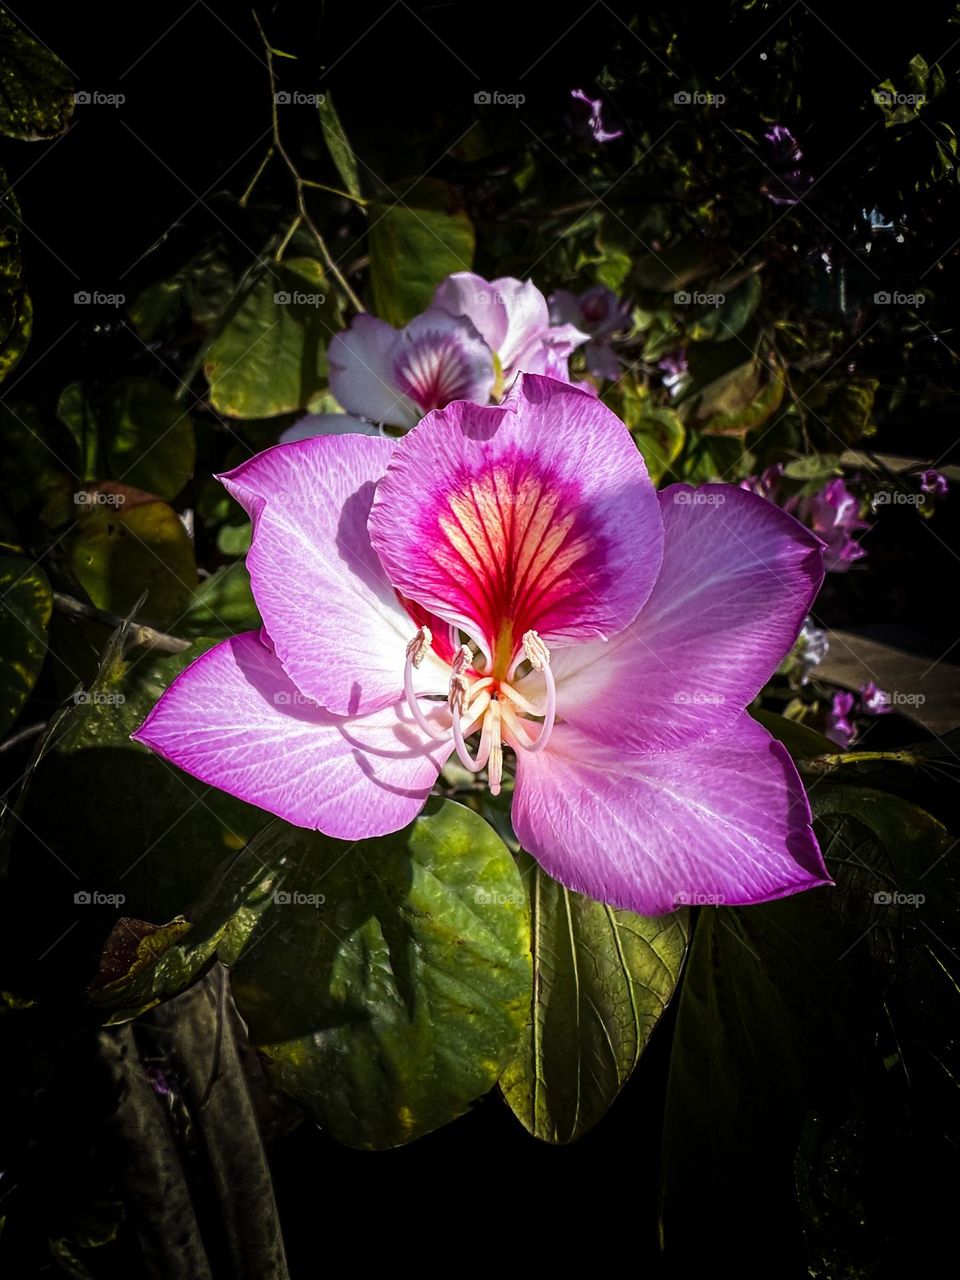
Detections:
[393, 332, 479, 414]
[403, 625, 557, 794]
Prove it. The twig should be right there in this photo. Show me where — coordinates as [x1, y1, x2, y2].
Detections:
[0, 721, 47, 753]
[252, 11, 364, 312]
[53, 592, 192, 654]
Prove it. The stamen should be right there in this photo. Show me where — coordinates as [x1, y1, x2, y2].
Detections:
[405, 625, 432, 669]
[509, 630, 557, 754]
[523, 629, 551, 671]
[483, 701, 503, 795]
[452, 694, 492, 774]
[447, 643, 473, 714]
[403, 628, 449, 741]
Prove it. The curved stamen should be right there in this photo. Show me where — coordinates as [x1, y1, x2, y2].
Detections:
[510, 631, 557, 754]
[452, 696, 493, 773]
[403, 627, 450, 741]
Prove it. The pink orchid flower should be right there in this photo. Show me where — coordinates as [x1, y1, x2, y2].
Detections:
[134, 375, 830, 915]
[432, 272, 588, 395]
[298, 306, 495, 437]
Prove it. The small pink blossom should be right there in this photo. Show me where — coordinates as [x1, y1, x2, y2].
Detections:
[792, 478, 869, 573]
[549, 285, 631, 379]
[826, 690, 857, 747]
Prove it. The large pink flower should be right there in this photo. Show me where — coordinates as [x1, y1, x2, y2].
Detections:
[133, 375, 830, 914]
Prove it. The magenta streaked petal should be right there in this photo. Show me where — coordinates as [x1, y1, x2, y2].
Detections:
[279, 413, 381, 442]
[511, 716, 830, 916]
[220, 435, 451, 716]
[487, 277, 550, 372]
[131, 632, 452, 839]
[328, 314, 419, 429]
[525, 483, 823, 752]
[368, 373, 663, 665]
[392, 308, 494, 413]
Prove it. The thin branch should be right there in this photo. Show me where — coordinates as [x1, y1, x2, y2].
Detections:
[53, 592, 192, 654]
[252, 10, 364, 312]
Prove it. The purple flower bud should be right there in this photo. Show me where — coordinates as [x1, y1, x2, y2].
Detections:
[919, 469, 948, 497]
[571, 89, 623, 144]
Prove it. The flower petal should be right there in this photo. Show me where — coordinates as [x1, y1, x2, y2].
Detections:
[528, 483, 823, 751]
[392, 308, 494, 413]
[132, 632, 452, 839]
[220, 435, 451, 716]
[328, 315, 419, 429]
[368, 372, 663, 665]
[433, 274, 550, 375]
[511, 716, 830, 916]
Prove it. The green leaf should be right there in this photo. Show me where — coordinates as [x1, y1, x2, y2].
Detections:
[661, 786, 956, 1267]
[0, 10, 75, 141]
[128, 246, 234, 340]
[96, 802, 532, 1148]
[685, 274, 762, 343]
[100, 378, 195, 499]
[174, 561, 261, 638]
[500, 852, 689, 1143]
[318, 92, 364, 203]
[203, 258, 333, 418]
[0, 555, 52, 736]
[66, 488, 196, 627]
[57, 383, 100, 483]
[0, 175, 32, 384]
[0, 401, 75, 523]
[750, 707, 836, 762]
[369, 179, 475, 326]
[215, 521, 252, 557]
